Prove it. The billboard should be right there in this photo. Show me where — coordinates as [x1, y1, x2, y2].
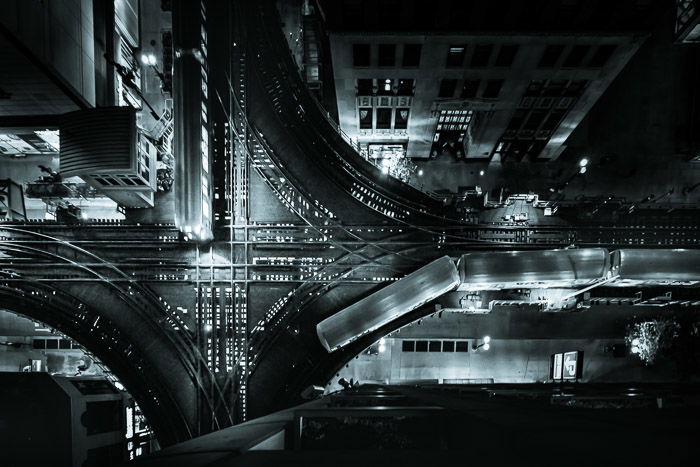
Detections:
[551, 351, 583, 381]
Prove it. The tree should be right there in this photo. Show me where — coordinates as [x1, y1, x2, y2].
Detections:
[625, 319, 681, 365]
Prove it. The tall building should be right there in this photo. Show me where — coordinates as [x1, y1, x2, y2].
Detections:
[320, 0, 667, 162]
[0, 0, 173, 216]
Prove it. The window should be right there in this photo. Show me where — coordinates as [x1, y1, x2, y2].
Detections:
[541, 110, 565, 132]
[443, 341, 455, 352]
[353, 44, 370, 67]
[402, 340, 415, 352]
[524, 110, 547, 130]
[357, 79, 373, 95]
[455, 341, 469, 352]
[415, 341, 428, 352]
[483, 79, 504, 99]
[471, 44, 493, 67]
[396, 78, 414, 96]
[46, 339, 59, 349]
[446, 45, 466, 67]
[428, 340, 441, 352]
[563, 45, 590, 68]
[403, 44, 422, 67]
[378, 44, 396, 66]
[588, 44, 616, 68]
[538, 45, 565, 68]
[395, 108, 409, 129]
[59, 339, 71, 349]
[378, 78, 394, 95]
[495, 45, 519, 67]
[359, 108, 373, 129]
[438, 79, 457, 98]
[376, 108, 392, 129]
[103, 176, 119, 186]
[461, 79, 480, 98]
[33, 339, 46, 349]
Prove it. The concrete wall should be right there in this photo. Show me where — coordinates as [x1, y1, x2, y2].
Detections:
[329, 33, 644, 160]
[0, 0, 97, 106]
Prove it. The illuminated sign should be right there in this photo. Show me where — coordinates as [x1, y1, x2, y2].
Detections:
[563, 351, 583, 380]
[551, 351, 583, 380]
[551, 353, 563, 380]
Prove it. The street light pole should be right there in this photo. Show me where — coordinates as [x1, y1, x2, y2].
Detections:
[472, 335, 491, 351]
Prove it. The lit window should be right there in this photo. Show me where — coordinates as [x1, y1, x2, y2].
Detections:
[446, 45, 466, 67]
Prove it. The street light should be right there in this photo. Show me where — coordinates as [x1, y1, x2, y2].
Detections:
[141, 53, 157, 66]
[418, 169, 424, 176]
[579, 157, 589, 168]
[479, 170, 485, 176]
[472, 336, 491, 351]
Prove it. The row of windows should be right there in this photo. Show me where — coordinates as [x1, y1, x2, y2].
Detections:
[352, 42, 616, 70]
[353, 43, 422, 67]
[357, 78, 414, 96]
[439, 78, 503, 99]
[92, 174, 147, 187]
[33, 338, 81, 350]
[356, 78, 502, 100]
[402, 340, 470, 352]
[359, 107, 409, 130]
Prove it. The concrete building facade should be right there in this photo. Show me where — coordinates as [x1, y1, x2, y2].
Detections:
[321, 0, 667, 162]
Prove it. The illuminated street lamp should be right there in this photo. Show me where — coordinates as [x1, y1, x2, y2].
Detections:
[141, 53, 157, 66]
[579, 157, 589, 167]
[472, 335, 491, 351]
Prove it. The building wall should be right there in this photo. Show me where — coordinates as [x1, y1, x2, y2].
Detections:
[0, 0, 97, 106]
[329, 33, 644, 160]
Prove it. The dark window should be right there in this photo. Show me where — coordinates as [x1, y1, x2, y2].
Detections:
[403, 44, 422, 67]
[120, 177, 136, 186]
[588, 44, 616, 68]
[524, 110, 547, 130]
[402, 340, 415, 352]
[428, 340, 441, 352]
[443, 341, 455, 352]
[415, 341, 428, 352]
[59, 339, 71, 349]
[357, 79, 373, 95]
[446, 45, 466, 67]
[483, 79, 504, 98]
[359, 108, 373, 129]
[471, 44, 493, 67]
[438, 79, 457, 98]
[378, 44, 396, 66]
[541, 109, 565, 131]
[82, 400, 123, 435]
[507, 110, 527, 130]
[376, 108, 392, 129]
[455, 341, 469, 352]
[32, 339, 45, 349]
[538, 45, 564, 68]
[461, 79, 480, 98]
[353, 44, 370, 67]
[563, 45, 590, 68]
[94, 177, 108, 186]
[84, 444, 123, 467]
[396, 79, 414, 96]
[395, 108, 409, 129]
[543, 80, 567, 96]
[495, 45, 519, 67]
[46, 339, 59, 349]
